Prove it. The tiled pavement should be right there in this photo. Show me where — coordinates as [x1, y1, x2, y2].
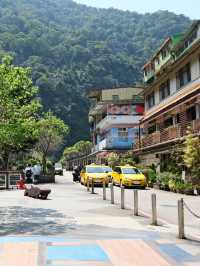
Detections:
[0, 174, 200, 266]
[0, 236, 200, 266]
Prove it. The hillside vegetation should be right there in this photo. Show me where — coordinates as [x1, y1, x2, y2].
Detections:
[0, 0, 191, 144]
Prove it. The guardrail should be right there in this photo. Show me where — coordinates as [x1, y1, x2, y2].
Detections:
[84, 181, 200, 240]
[0, 171, 21, 189]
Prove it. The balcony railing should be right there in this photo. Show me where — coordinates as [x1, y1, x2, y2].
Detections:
[92, 136, 134, 152]
[191, 118, 200, 133]
[160, 126, 181, 142]
[96, 115, 141, 131]
[142, 132, 161, 147]
[133, 118, 200, 150]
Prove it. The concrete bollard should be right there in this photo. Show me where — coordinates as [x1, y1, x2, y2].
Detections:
[133, 189, 138, 216]
[151, 193, 157, 225]
[103, 180, 106, 200]
[121, 186, 125, 209]
[110, 183, 114, 204]
[87, 178, 90, 192]
[91, 178, 95, 194]
[178, 198, 185, 239]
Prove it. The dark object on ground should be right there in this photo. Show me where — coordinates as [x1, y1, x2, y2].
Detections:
[72, 172, 80, 182]
[24, 185, 51, 199]
[26, 177, 33, 184]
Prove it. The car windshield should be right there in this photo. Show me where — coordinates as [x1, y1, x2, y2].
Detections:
[87, 167, 112, 173]
[55, 163, 62, 168]
[122, 168, 141, 174]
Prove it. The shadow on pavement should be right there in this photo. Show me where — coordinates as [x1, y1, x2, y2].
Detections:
[0, 206, 77, 236]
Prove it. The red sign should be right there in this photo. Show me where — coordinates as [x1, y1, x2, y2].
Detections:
[107, 104, 144, 115]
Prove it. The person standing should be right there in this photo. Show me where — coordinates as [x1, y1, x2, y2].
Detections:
[32, 164, 42, 184]
[24, 164, 33, 184]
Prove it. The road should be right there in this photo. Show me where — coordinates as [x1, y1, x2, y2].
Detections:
[0, 171, 199, 266]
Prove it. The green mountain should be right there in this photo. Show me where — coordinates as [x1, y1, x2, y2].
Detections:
[0, 0, 191, 145]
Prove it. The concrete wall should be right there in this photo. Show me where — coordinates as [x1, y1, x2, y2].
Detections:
[102, 87, 143, 101]
[139, 153, 160, 167]
[191, 56, 200, 80]
[145, 52, 200, 111]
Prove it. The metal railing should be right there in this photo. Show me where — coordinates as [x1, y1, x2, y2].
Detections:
[0, 171, 21, 189]
[84, 182, 199, 240]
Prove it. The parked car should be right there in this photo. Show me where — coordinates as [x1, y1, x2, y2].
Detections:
[80, 164, 113, 186]
[112, 165, 147, 188]
[54, 163, 63, 175]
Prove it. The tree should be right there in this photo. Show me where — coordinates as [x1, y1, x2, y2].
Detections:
[183, 130, 200, 182]
[168, 141, 184, 175]
[107, 152, 120, 168]
[73, 140, 92, 155]
[0, 56, 41, 169]
[63, 146, 79, 161]
[0, 0, 191, 145]
[62, 140, 92, 162]
[36, 112, 69, 174]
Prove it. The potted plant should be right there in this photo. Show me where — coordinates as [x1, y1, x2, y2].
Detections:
[195, 185, 200, 195]
[184, 183, 194, 195]
[175, 182, 185, 194]
[168, 179, 176, 192]
[145, 168, 157, 188]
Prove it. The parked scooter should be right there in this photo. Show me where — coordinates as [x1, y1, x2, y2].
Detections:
[72, 166, 81, 182]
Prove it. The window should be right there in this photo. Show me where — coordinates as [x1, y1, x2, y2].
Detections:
[187, 106, 196, 121]
[87, 167, 112, 173]
[161, 49, 167, 59]
[175, 114, 180, 124]
[155, 57, 160, 65]
[159, 80, 170, 101]
[147, 124, 157, 134]
[122, 168, 141, 174]
[112, 95, 119, 101]
[81, 167, 86, 173]
[114, 167, 122, 174]
[118, 128, 128, 138]
[146, 92, 155, 109]
[176, 63, 191, 90]
[164, 117, 173, 128]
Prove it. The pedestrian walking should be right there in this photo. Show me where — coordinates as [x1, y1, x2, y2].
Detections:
[24, 164, 33, 184]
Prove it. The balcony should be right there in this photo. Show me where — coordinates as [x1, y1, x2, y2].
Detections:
[92, 136, 134, 153]
[144, 71, 154, 83]
[133, 119, 200, 151]
[191, 118, 200, 133]
[142, 132, 161, 147]
[96, 115, 141, 131]
[144, 77, 200, 121]
[160, 126, 181, 142]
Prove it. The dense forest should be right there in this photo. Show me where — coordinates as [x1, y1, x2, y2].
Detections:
[0, 0, 191, 146]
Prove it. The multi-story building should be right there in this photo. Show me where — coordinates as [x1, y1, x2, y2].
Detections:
[88, 87, 144, 162]
[133, 21, 200, 169]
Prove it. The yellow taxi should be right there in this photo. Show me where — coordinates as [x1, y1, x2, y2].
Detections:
[112, 165, 147, 188]
[80, 164, 113, 186]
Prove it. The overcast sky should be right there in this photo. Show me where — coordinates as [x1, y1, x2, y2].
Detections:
[74, 0, 199, 19]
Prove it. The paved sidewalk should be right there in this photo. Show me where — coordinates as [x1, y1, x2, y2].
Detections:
[0, 236, 200, 265]
[95, 184, 200, 241]
[0, 172, 199, 266]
